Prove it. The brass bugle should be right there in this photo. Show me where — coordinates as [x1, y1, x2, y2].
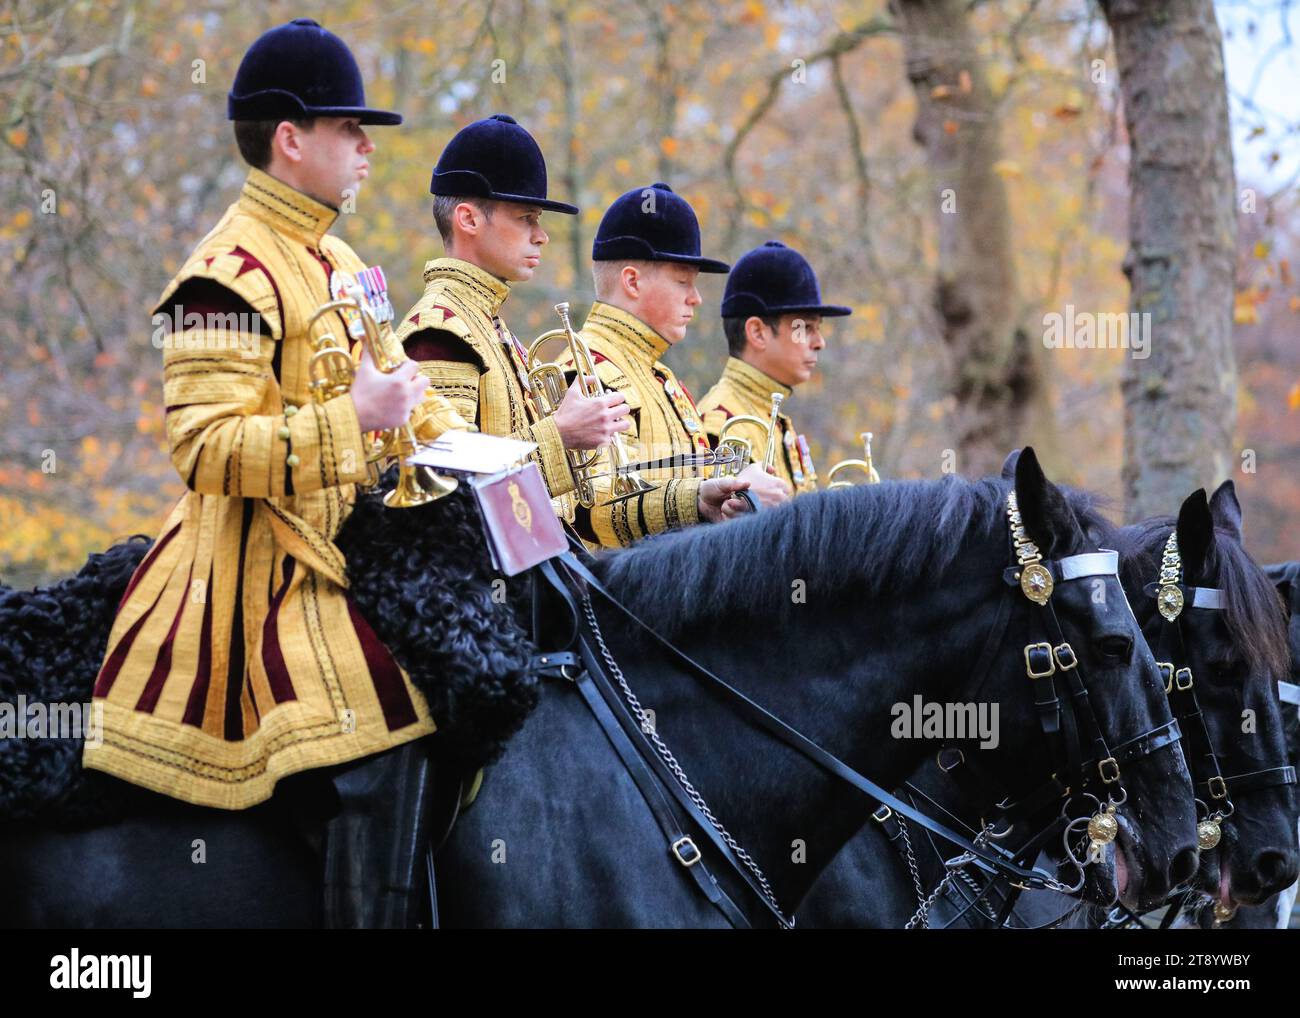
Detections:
[713, 392, 785, 479]
[527, 302, 650, 508]
[826, 431, 881, 488]
[714, 414, 769, 478]
[307, 280, 457, 508]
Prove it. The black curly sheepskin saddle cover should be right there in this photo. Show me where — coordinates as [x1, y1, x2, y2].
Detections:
[0, 478, 540, 827]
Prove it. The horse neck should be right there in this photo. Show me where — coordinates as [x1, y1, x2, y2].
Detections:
[616, 520, 1010, 912]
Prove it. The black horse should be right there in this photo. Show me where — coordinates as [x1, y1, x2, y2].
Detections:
[799, 480, 1298, 928]
[434, 449, 1198, 926]
[1219, 560, 1300, 929]
[0, 450, 1198, 927]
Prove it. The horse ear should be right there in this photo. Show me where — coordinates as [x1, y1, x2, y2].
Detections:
[1277, 576, 1295, 612]
[1175, 489, 1214, 583]
[1014, 447, 1083, 558]
[1208, 480, 1243, 541]
[1000, 449, 1021, 480]
[1263, 562, 1296, 612]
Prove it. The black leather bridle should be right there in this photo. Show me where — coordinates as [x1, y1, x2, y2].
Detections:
[525, 487, 1184, 928]
[1132, 531, 1298, 927]
[1146, 532, 1297, 843]
[871, 498, 1191, 928]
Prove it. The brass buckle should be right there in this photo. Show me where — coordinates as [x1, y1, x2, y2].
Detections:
[872, 805, 893, 823]
[1175, 667, 1193, 691]
[1098, 757, 1121, 784]
[1208, 775, 1229, 800]
[1158, 662, 1175, 694]
[1052, 642, 1078, 671]
[1024, 642, 1056, 679]
[671, 836, 702, 868]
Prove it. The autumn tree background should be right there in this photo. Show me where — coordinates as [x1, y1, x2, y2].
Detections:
[1, 0, 1296, 589]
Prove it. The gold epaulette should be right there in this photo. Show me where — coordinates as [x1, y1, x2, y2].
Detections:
[155, 242, 284, 340]
[398, 300, 475, 344]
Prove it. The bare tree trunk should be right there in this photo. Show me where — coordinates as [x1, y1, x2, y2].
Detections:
[1100, 0, 1238, 521]
[892, 0, 1057, 479]
[554, 0, 584, 285]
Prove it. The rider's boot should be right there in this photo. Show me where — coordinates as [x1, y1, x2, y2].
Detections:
[320, 737, 437, 928]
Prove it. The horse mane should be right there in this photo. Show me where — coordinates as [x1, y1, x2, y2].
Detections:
[1111, 517, 1290, 682]
[596, 475, 1110, 640]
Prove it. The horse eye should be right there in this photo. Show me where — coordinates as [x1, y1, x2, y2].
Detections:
[1096, 635, 1133, 665]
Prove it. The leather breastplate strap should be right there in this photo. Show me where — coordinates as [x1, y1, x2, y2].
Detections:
[533, 549, 1067, 932]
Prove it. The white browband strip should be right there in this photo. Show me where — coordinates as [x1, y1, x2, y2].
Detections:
[1188, 587, 1226, 610]
[1279, 681, 1300, 707]
[1057, 550, 1119, 580]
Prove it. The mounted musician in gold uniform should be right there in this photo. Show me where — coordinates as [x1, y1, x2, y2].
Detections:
[83, 19, 466, 927]
[698, 241, 852, 496]
[559, 183, 791, 549]
[395, 114, 631, 514]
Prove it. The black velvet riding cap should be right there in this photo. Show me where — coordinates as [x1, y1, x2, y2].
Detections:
[429, 114, 579, 215]
[592, 182, 730, 273]
[227, 19, 402, 125]
[720, 241, 852, 318]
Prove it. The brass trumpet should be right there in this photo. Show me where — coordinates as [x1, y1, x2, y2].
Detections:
[527, 302, 650, 507]
[714, 392, 784, 478]
[826, 431, 882, 488]
[714, 415, 768, 478]
[306, 277, 457, 508]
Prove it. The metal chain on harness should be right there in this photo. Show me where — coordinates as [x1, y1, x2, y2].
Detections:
[579, 590, 796, 929]
[953, 868, 1001, 922]
[904, 820, 998, 929]
[898, 812, 1007, 928]
[896, 815, 929, 911]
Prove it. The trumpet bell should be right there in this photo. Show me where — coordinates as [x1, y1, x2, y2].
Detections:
[383, 462, 457, 508]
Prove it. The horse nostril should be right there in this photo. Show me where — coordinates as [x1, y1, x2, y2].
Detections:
[1168, 846, 1199, 887]
[1255, 850, 1300, 894]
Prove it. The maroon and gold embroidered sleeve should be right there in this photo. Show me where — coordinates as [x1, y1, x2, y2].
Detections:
[161, 271, 371, 498]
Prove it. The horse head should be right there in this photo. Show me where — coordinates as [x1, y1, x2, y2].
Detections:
[1120, 483, 1298, 918]
[963, 447, 1200, 912]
